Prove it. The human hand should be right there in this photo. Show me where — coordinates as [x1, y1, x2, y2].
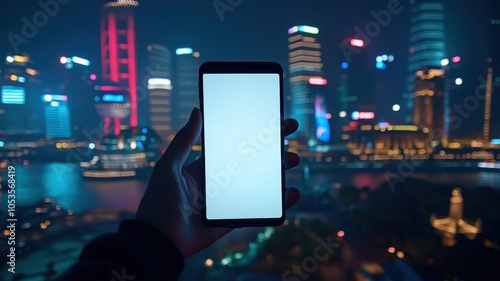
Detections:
[135, 108, 300, 257]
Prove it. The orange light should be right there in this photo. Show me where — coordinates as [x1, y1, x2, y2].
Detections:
[388, 247, 396, 254]
[337, 230, 345, 237]
[396, 251, 405, 258]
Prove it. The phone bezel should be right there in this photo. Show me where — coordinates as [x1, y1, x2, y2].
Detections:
[199, 61, 286, 228]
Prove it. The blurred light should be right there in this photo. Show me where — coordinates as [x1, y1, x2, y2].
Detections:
[309, 77, 328, 85]
[491, 139, 500, 145]
[455, 78, 463, 85]
[382, 54, 388, 61]
[352, 111, 375, 120]
[10, 75, 18, 81]
[90, 74, 97, 81]
[13, 55, 27, 63]
[60, 56, 67, 64]
[3, 230, 10, 236]
[176, 48, 193, 55]
[142, 128, 148, 134]
[26, 68, 38, 75]
[339, 111, 347, 118]
[337, 230, 345, 237]
[221, 258, 229, 266]
[288, 26, 299, 34]
[388, 55, 394, 62]
[148, 78, 171, 86]
[193, 52, 200, 58]
[234, 253, 243, 259]
[376, 56, 383, 62]
[6, 56, 14, 63]
[440, 58, 449, 66]
[72, 56, 90, 66]
[396, 251, 405, 259]
[0, 141, 4, 147]
[376, 62, 387, 70]
[350, 38, 364, 47]
[40, 223, 47, 230]
[388, 247, 396, 254]
[341, 62, 349, 69]
[130, 141, 137, 149]
[392, 104, 400, 112]
[378, 122, 390, 129]
[205, 259, 214, 267]
[103, 94, 124, 102]
[89, 143, 95, 149]
[67, 210, 74, 215]
[18, 76, 26, 83]
[298, 25, 319, 34]
[452, 56, 461, 63]
[50, 101, 60, 107]
[65, 62, 74, 69]
[326, 113, 332, 119]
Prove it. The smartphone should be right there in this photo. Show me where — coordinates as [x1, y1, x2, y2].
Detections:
[199, 61, 285, 227]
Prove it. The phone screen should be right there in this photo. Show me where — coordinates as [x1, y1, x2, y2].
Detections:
[202, 73, 283, 221]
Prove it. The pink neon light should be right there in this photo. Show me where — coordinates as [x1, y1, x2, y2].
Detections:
[90, 74, 97, 81]
[114, 117, 121, 135]
[99, 85, 124, 92]
[451, 56, 461, 63]
[309, 77, 328, 86]
[100, 14, 108, 81]
[350, 38, 365, 47]
[108, 13, 119, 83]
[103, 117, 110, 136]
[62, 95, 68, 101]
[127, 14, 138, 127]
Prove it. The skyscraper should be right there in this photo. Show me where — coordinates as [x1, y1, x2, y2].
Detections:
[147, 44, 173, 146]
[413, 67, 445, 142]
[100, 0, 139, 130]
[287, 25, 324, 146]
[405, 0, 446, 123]
[487, 0, 500, 141]
[174, 48, 200, 132]
[42, 94, 71, 138]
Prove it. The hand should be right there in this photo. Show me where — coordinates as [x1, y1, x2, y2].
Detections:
[135, 108, 301, 257]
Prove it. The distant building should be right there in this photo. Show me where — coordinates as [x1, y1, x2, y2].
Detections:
[413, 67, 445, 143]
[42, 94, 71, 138]
[100, 0, 139, 128]
[287, 25, 325, 147]
[487, 0, 500, 142]
[0, 54, 42, 134]
[174, 48, 200, 132]
[405, 0, 446, 123]
[147, 44, 173, 147]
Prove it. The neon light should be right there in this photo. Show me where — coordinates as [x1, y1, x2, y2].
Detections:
[176, 48, 193, 55]
[103, 94, 125, 102]
[99, 85, 125, 92]
[128, 14, 138, 127]
[288, 26, 299, 34]
[71, 56, 90, 66]
[2, 86, 25, 104]
[352, 111, 375, 120]
[452, 56, 461, 63]
[298, 25, 319, 34]
[108, 13, 119, 82]
[148, 78, 171, 86]
[350, 38, 364, 47]
[376, 62, 387, 70]
[90, 74, 97, 80]
[309, 78, 328, 86]
[114, 117, 121, 135]
[341, 62, 349, 69]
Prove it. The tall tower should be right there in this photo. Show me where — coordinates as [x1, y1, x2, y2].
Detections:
[174, 48, 200, 132]
[413, 67, 445, 142]
[101, 0, 139, 132]
[405, 0, 446, 123]
[487, 0, 500, 142]
[147, 44, 173, 147]
[287, 25, 324, 146]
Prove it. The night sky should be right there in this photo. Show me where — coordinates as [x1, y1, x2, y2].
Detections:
[0, 0, 493, 131]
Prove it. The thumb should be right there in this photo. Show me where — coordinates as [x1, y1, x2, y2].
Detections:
[161, 108, 202, 168]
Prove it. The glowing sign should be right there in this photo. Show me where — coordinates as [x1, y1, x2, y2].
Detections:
[288, 25, 319, 34]
[350, 38, 364, 47]
[176, 48, 193, 55]
[309, 78, 328, 86]
[103, 94, 125, 102]
[351, 111, 375, 120]
[71, 56, 90, 66]
[2, 86, 25, 104]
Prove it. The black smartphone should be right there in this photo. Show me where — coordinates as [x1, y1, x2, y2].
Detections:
[199, 61, 285, 227]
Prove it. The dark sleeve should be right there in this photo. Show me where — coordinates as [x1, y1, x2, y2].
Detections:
[57, 219, 184, 281]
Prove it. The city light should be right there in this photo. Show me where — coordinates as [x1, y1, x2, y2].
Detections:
[388, 55, 394, 62]
[176, 48, 193, 55]
[6, 56, 14, 63]
[352, 111, 375, 120]
[89, 143, 96, 149]
[294, 25, 319, 34]
[382, 54, 388, 61]
[326, 113, 332, 119]
[18, 77, 26, 83]
[2, 86, 25, 104]
[309, 77, 328, 85]
[339, 111, 347, 118]
[376, 56, 383, 62]
[148, 78, 171, 86]
[341, 62, 349, 69]
[50, 101, 60, 107]
[71, 56, 90, 66]
[43, 95, 53, 102]
[350, 38, 364, 47]
[60, 56, 68, 64]
[205, 259, 214, 267]
[13, 55, 28, 63]
[10, 75, 18, 81]
[26, 68, 38, 76]
[103, 94, 125, 102]
[376, 62, 387, 70]
[396, 251, 405, 259]
[388, 247, 396, 254]
[392, 104, 401, 112]
[288, 26, 299, 34]
[90, 74, 97, 81]
[337, 230, 345, 237]
[452, 56, 461, 63]
[440, 58, 449, 66]
[455, 78, 463, 85]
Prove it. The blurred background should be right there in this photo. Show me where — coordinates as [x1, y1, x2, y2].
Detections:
[0, 0, 499, 280]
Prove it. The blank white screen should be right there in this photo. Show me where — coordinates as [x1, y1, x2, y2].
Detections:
[203, 73, 282, 220]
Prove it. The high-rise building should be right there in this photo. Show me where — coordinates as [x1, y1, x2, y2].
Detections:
[148, 43, 173, 146]
[174, 48, 200, 132]
[287, 25, 324, 146]
[405, 0, 446, 123]
[100, 0, 139, 130]
[0, 54, 42, 134]
[487, 0, 500, 141]
[413, 67, 445, 142]
[42, 94, 71, 138]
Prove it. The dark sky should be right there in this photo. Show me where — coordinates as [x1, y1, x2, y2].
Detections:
[0, 0, 493, 131]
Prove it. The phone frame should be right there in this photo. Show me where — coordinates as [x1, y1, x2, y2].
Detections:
[199, 61, 286, 228]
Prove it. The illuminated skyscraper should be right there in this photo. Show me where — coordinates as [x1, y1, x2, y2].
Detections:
[287, 25, 324, 146]
[100, 0, 139, 131]
[147, 44, 173, 146]
[487, 0, 500, 141]
[42, 94, 71, 138]
[405, 0, 446, 123]
[413, 67, 445, 142]
[174, 48, 200, 132]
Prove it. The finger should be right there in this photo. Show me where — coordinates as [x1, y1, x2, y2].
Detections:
[283, 152, 300, 170]
[284, 187, 301, 209]
[283, 118, 298, 137]
[160, 108, 202, 168]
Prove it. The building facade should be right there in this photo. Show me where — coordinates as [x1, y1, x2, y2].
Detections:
[174, 48, 200, 132]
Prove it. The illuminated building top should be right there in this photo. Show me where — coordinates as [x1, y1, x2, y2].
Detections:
[288, 25, 319, 35]
[102, 0, 139, 9]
